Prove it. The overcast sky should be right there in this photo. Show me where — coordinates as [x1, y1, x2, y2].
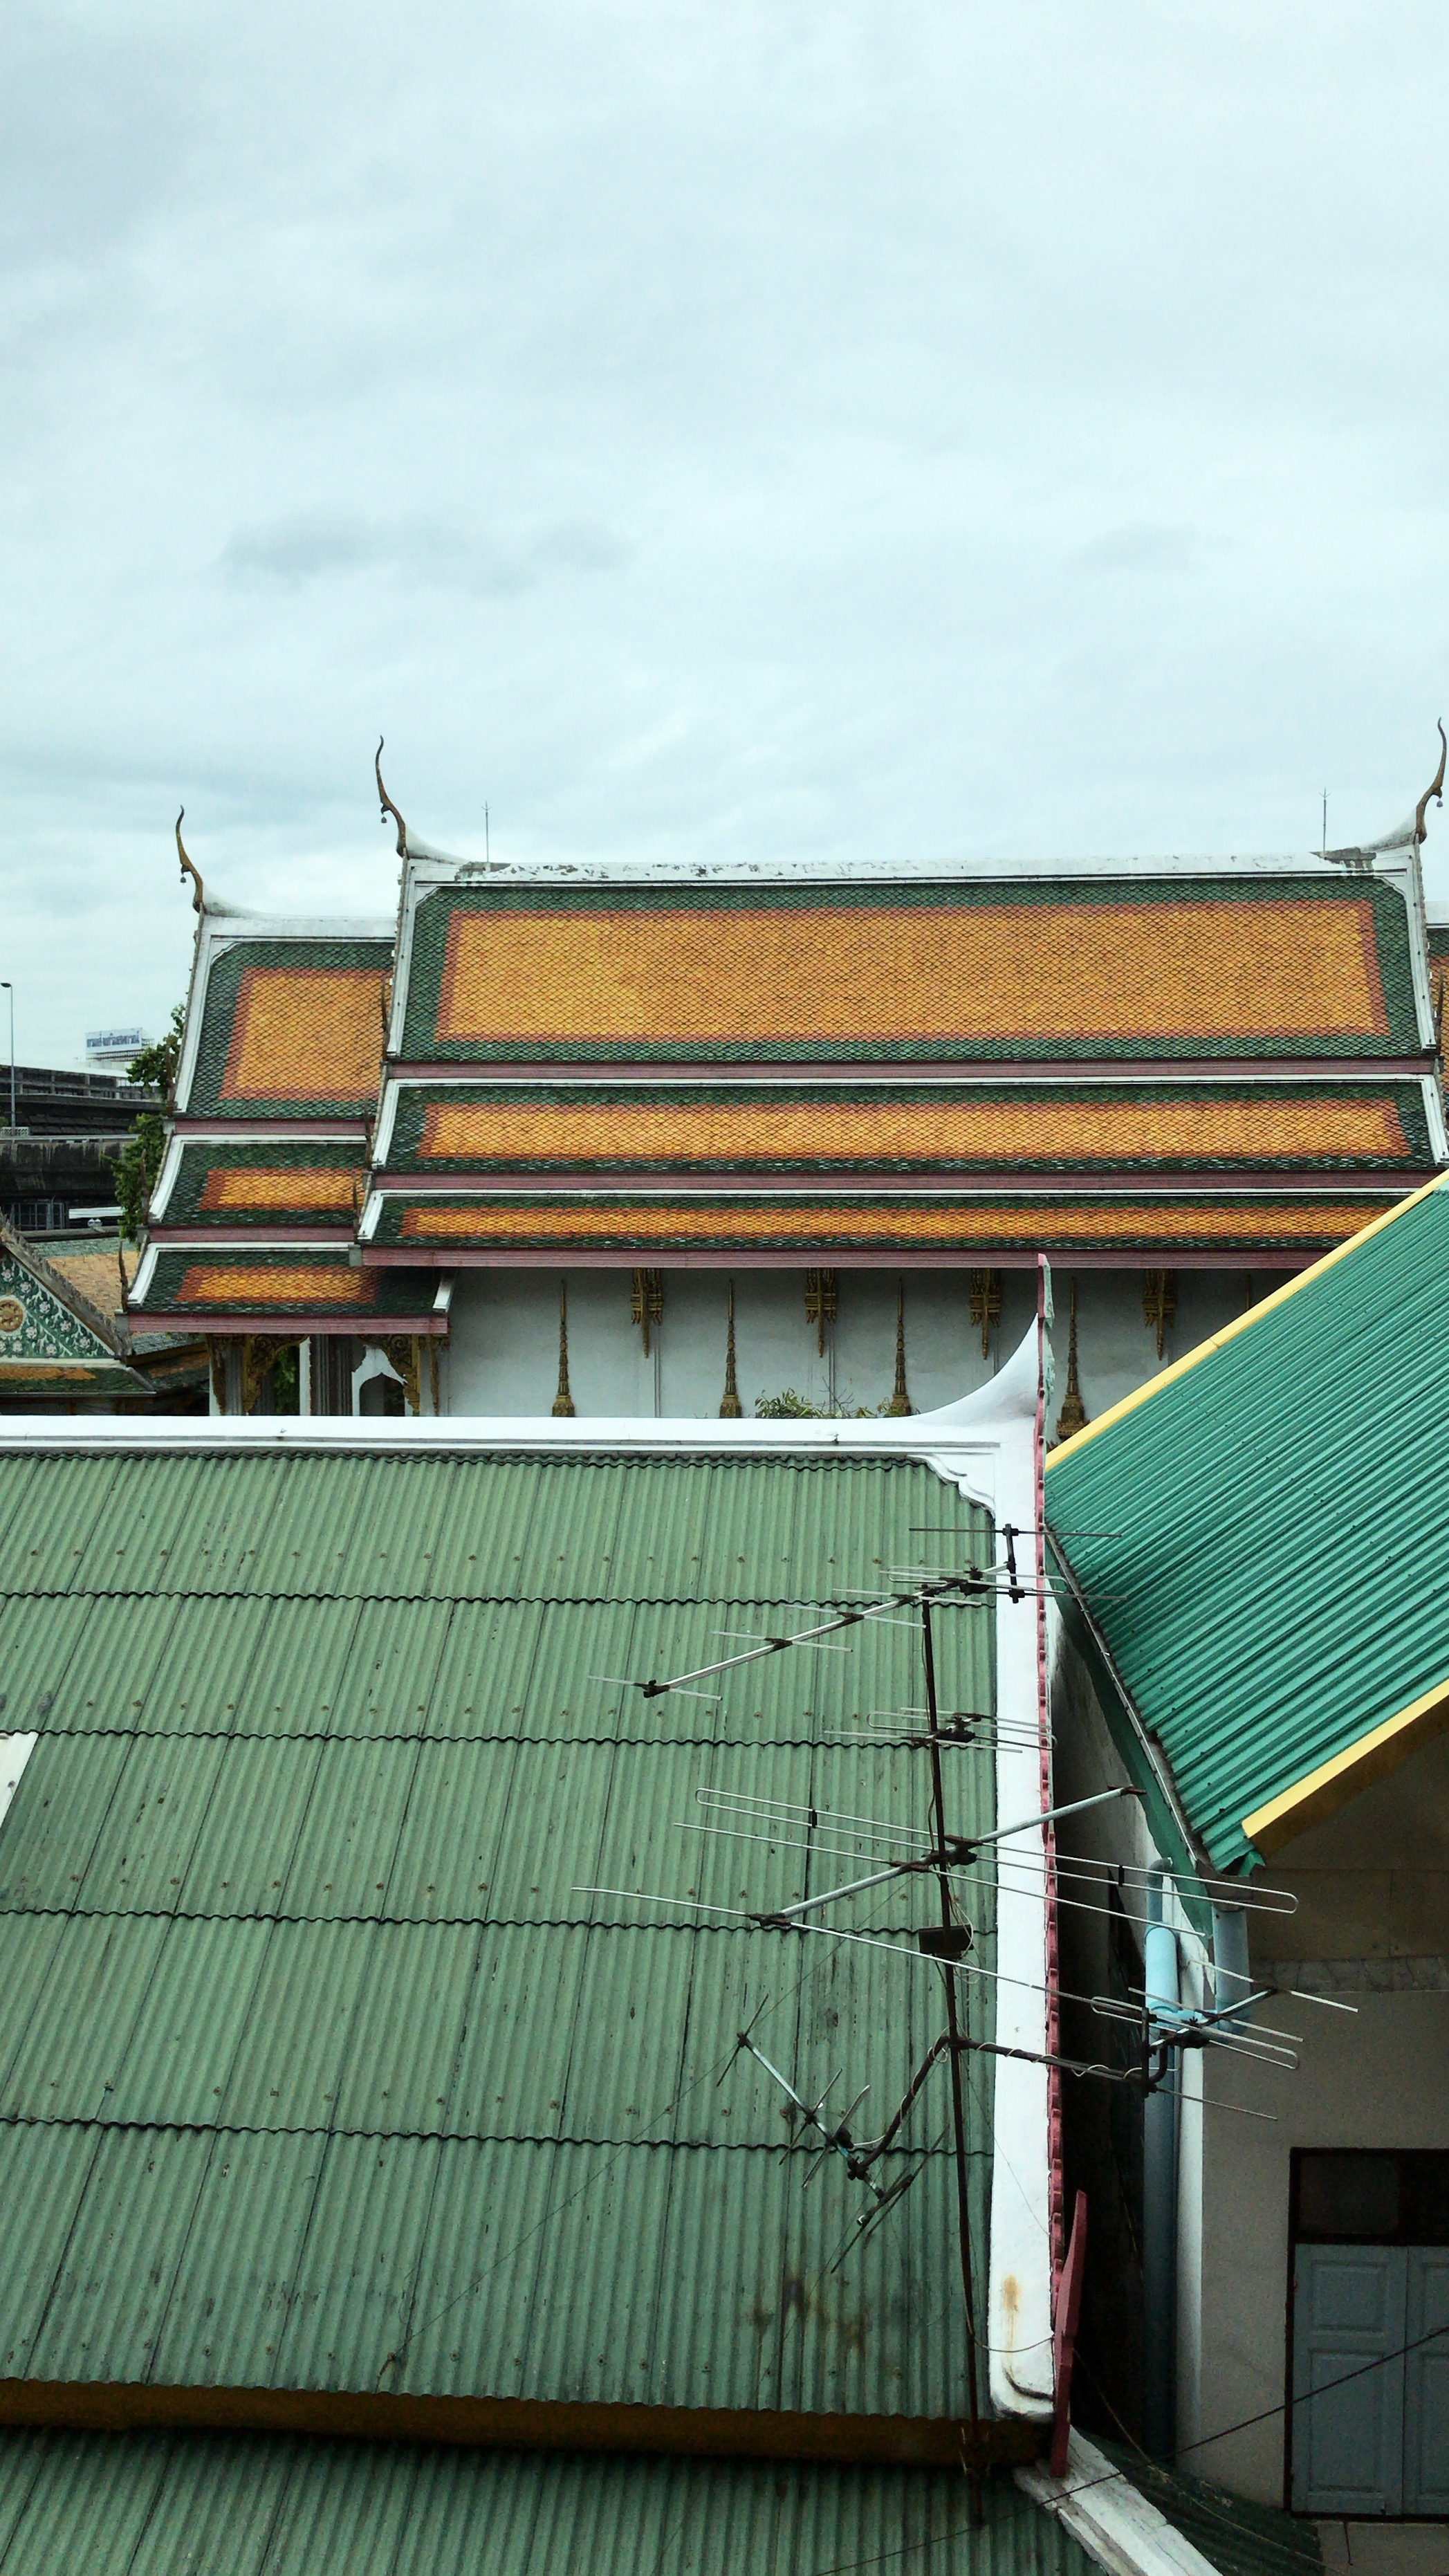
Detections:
[4, 1, 1448, 1065]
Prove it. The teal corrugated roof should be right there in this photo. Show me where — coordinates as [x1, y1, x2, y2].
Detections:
[0, 2430, 1098, 2575]
[0, 1451, 998, 2427]
[1045, 1177, 1449, 1865]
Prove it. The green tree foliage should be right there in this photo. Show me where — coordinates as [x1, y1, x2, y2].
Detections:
[116, 1004, 185, 1242]
[753, 1388, 880, 1419]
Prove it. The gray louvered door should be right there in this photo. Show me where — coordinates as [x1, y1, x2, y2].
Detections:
[1291, 2245, 1405, 2515]
[1404, 2247, 1449, 2517]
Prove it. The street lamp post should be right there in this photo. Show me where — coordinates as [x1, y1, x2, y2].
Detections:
[0, 985, 12, 1134]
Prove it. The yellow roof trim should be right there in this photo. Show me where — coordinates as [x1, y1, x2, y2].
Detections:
[1045, 1168, 1449, 1471]
[1243, 1671, 1449, 1856]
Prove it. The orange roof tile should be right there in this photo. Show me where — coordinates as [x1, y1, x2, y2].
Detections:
[416, 1092, 1416, 1170]
[198, 1167, 359, 1215]
[176, 1263, 382, 1309]
[45, 1246, 138, 1316]
[392, 1198, 1390, 1253]
[220, 967, 385, 1107]
[432, 894, 1392, 1055]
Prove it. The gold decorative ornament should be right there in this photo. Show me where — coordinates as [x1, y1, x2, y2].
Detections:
[382, 1335, 422, 1415]
[241, 1334, 297, 1415]
[1414, 718, 1447, 846]
[719, 1280, 742, 1417]
[0, 1296, 25, 1334]
[631, 1268, 663, 1356]
[969, 1268, 1002, 1358]
[376, 739, 407, 858]
[1053, 1280, 1088, 1445]
[552, 1281, 575, 1417]
[804, 1269, 837, 1355]
[175, 808, 204, 914]
[883, 1278, 912, 1417]
[1142, 1270, 1176, 1361]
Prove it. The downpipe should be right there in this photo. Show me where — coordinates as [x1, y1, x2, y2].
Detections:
[1142, 1877, 1179, 2460]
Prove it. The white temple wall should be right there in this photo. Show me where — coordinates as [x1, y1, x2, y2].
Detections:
[439, 1263, 1268, 1418]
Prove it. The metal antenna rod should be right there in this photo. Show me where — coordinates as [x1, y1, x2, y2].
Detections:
[921, 1592, 984, 2472]
[633, 1597, 898, 1698]
[753, 1785, 1137, 1929]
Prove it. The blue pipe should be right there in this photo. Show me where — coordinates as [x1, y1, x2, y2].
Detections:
[1211, 1902, 1251, 2032]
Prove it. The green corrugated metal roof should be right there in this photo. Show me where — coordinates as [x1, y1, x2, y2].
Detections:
[0, 2430, 1097, 2575]
[0, 1451, 998, 2425]
[1045, 1177, 1449, 1866]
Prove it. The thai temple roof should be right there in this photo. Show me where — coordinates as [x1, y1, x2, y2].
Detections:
[128, 744, 1449, 1334]
[391, 871, 1425, 1065]
[1, 1223, 207, 1406]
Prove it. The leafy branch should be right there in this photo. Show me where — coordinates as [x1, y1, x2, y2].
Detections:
[116, 1004, 185, 1243]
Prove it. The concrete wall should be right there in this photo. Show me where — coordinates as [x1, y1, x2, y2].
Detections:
[441, 1263, 1264, 1418]
[1051, 1632, 1449, 2514]
[1189, 1732, 1449, 2508]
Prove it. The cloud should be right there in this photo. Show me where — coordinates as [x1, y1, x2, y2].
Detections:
[1071, 524, 1207, 578]
[3, 0, 1449, 1062]
[218, 512, 627, 594]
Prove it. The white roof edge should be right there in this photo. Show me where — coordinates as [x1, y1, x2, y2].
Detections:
[196, 914, 395, 939]
[0, 1409, 1013, 1458]
[1017, 2434, 1222, 2576]
[400, 851, 1367, 890]
[165, 1125, 366, 1143]
[376, 1067, 1428, 1091]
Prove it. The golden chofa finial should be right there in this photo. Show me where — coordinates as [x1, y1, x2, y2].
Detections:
[175, 808, 203, 913]
[1415, 720, 1448, 846]
[376, 737, 407, 858]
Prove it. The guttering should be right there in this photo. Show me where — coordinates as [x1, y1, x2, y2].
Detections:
[0, 1408, 1002, 1462]
[0, 2380, 1042, 2471]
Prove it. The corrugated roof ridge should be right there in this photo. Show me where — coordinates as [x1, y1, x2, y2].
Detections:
[1046, 1166, 1449, 1469]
